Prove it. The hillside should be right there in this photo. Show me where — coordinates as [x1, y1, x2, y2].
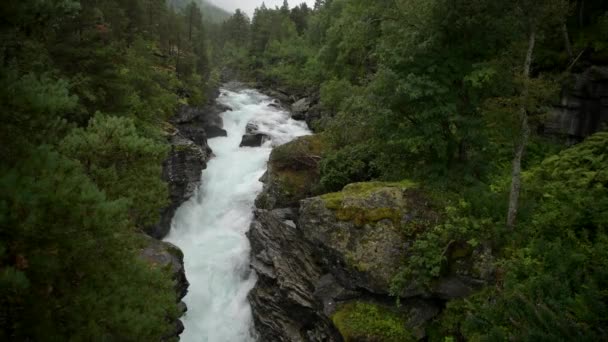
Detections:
[168, 0, 231, 23]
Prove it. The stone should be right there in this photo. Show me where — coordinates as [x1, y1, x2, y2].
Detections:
[247, 209, 342, 342]
[145, 134, 210, 239]
[240, 133, 269, 147]
[291, 98, 311, 121]
[543, 66, 608, 144]
[255, 135, 326, 210]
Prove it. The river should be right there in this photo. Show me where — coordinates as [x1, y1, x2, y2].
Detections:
[165, 87, 310, 341]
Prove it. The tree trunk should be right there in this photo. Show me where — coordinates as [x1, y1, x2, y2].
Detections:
[562, 23, 573, 60]
[507, 28, 536, 230]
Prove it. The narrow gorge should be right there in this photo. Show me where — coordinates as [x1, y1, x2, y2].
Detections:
[164, 85, 310, 341]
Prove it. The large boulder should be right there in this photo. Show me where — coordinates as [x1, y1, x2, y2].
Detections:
[299, 182, 493, 300]
[299, 182, 428, 295]
[146, 134, 210, 239]
[247, 209, 342, 342]
[255, 135, 327, 210]
[173, 104, 229, 139]
[240, 133, 268, 147]
[291, 98, 311, 121]
[198, 103, 229, 138]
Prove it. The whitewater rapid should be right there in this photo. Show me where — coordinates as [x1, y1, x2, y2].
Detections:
[165, 87, 310, 341]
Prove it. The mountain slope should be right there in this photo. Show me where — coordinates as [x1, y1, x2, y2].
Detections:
[168, 0, 231, 23]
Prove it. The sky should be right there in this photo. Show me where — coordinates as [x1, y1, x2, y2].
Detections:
[208, 0, 315, 17]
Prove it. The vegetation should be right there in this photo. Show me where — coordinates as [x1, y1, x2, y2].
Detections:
[1, 0, 607, 340]
[0, 0, 217, 339]
[215, 0, 608, 340]
[332, 301, 415, 342]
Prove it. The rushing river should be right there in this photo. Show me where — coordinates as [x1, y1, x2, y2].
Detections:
[165, 87, 310, 341]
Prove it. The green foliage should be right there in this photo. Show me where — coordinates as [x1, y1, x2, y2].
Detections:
[0, 0, 214, 338]
[331, 301, 415, 342]
[320, 145, 380, 192]
[59, 115, 169, 227]
[0, 148, 177, 341]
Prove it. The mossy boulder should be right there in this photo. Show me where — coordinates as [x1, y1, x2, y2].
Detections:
[299, 181, 439, 295]
[256, 134, 328, 209]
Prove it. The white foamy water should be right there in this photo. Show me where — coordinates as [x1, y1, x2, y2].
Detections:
[165, 87, 310, 342]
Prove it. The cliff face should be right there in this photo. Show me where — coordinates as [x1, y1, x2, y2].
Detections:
[543, 66, 608, 144]
[146, 102, 230, 239]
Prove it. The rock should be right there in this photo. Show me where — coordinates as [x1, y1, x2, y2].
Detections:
[139, 235, 189, 300]
[246, 122, 259, 134]
[198, 103, 229, 138]
[176, 122, 210, 149]
[268, 102, 282, 109]
[262, 89, 292, 105]
[240, 133, 269, 147]
[247, 209, 342, 342]
[255, 135, 326, 210]
[543, 66, 608, 144]
[299, 182, 427, 295]
[299, 181, 493, 299]
[173, 104, 229, 139]
[145, 134, 210, 239]
[291, 98, 311, 121]
[139, 235, 189, 340]
[172, 105, 200, 124]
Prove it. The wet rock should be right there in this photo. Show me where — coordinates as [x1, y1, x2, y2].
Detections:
[240, 133, 269, 147]
[261, 89, 292, 105]
[255, 135, 326, 210]
[291, 98, 311, 121]
[146, 134, 210, 239]
[247, 209, 342, 342]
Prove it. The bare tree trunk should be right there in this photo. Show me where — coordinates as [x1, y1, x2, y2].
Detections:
[562, 23, 573, 60]
[507, 28, 536, 230]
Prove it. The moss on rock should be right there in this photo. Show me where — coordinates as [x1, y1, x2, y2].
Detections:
[257, 134, 330, 209]
[331, 301, 415, 342]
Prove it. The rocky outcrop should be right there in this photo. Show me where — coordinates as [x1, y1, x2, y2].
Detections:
[248, 209, 342, 342]
[174, 103, 230, 139]
[147, 100, 231, 239]
[291, 98, 311, 121]
[146, 134, 211, 239]
[300, 182, 493, 300]
[249, 179, 495, 341]
[543, 66, 608, 144]
[139, 235, 189, 338]
[255, 135, 326, 210]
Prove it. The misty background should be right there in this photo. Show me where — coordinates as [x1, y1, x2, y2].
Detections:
[208, 0, 315, 16]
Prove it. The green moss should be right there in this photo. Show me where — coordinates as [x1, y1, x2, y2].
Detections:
[322, 180, 416, 209]
[270, 134, 329, 169]
[276, 168, 316, 195]
[320, 180, 416, 226]
[335, 207, 401, 227]
[331, 301, 415, 342]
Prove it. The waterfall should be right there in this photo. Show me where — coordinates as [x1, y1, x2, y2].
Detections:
[165, 87, 310, 342]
